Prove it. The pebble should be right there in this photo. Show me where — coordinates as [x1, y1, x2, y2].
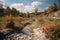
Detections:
[4, 28, 50, 40]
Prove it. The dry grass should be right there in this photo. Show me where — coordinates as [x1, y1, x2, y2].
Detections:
[0, 16, 28, 30]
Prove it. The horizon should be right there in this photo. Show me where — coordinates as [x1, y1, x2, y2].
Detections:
[0, 0, 60, 13]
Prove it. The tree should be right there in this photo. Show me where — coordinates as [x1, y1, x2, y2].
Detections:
[11, 8, 17, 16]
[4, 7, 11, 16]
[53, 3, 57, 11]
[35, 8, 38, 15]
[44, 10, 47, 15]
[16, 10, 20, 16]
[35, 8, 38, 13]
[0, 2, 4, 17]
[47, 3, 57, 13]
[58, 3, 60, 10]
[26, 12, 30, 18]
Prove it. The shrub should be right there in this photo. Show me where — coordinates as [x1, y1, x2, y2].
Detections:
[43, 20, 60, 40]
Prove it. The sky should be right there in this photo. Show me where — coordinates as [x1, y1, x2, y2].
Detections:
[0, 0, 60, 13]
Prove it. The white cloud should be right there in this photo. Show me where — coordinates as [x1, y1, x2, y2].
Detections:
[0, 0, 6, 8]
[24, 5, 35, 12]
[10, 3, 24, 12]
[0, 0, 5, 2]
[10, 3, 36, 13]
[45, 6, 48, 10]
[10, 3, 24, 8]
[10, 1, 42, 13]
[31, 1, 42, 6]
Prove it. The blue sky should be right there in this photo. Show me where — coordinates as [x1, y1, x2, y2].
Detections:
[1, 0, 60, 13]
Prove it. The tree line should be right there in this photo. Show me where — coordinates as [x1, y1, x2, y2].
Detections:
[0, 3, 60, 17]
[44, 3, 60, 15]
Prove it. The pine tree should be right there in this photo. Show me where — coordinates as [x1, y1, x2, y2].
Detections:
[53, 3, 57, 11]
